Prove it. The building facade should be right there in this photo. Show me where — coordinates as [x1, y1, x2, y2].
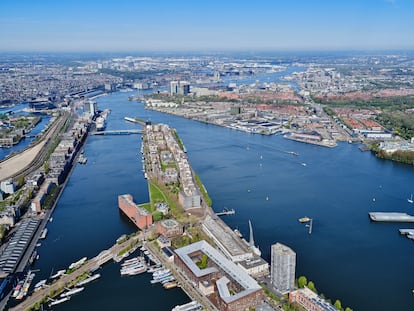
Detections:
[271, 242, 296, 293]
[118, 194, 152, 230]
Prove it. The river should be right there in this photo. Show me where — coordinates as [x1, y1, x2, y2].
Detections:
[27, 90, 414, 311]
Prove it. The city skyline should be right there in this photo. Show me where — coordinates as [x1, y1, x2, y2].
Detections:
[1, 0, 414, 52]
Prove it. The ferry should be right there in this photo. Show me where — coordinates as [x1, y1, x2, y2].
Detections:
[49, 296, 71, 307]
[60, 286, 84, 298]
[77, 273, 101, 286]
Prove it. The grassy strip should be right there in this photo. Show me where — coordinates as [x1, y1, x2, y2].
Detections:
[194, 173, 212, 206]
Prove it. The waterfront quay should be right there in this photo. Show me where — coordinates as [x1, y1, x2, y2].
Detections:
[9, 235, 141, 311]
[0, 107, 95, 308]
[145, 242, 219, 311]
[140, 122, 270, 311]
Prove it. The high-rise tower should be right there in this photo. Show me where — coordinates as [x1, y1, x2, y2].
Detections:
[271, 242, 296, 293]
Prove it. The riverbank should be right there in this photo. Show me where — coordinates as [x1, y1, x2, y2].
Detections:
[20, 90, 414, 311]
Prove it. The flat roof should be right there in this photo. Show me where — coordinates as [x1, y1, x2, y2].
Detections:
[175, 240, 261, 303]
[203, 215, 250, 258]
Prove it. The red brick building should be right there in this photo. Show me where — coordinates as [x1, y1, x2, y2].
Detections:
[118, 194, 152, 230]
[156, 219, 183, 238]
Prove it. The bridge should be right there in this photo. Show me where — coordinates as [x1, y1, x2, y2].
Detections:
[91, 129, 142, 135]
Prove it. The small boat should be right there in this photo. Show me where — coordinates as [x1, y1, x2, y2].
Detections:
[50, 269, 66, 279]
[408, 194, 413, 204]
[39, 228, 48, 239]
[34, 279, 47, 289]
[301, 163, 307, 166]
[288, 151, 299, 156]
[298, 217, 311, 223]
[164, 281, 178, 289]
[77, 273, 101, 286]
[60, 287, 84, 298]
[234, 229, 243, 238]
[49, 297, 71, 307]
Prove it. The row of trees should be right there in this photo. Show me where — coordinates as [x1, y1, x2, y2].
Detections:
[313, 94, 414, 110]
[375, 111, 414, 141]
[375, 149, 414, 165]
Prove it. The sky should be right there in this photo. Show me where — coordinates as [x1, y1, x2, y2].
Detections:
[0, 0, 413, 52]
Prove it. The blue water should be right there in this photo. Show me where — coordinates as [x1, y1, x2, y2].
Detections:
[29, 90, 414, 311]
[0, 103, 51, 160]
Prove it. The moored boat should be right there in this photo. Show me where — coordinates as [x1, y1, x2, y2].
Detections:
[60, 286, 84, 298]
[77, 273, 101, 286]
[49, 297, 71, 307]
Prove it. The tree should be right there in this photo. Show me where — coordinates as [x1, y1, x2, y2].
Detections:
[334, 299, 342, 310]
[298, 276, 307, 288]
[307, 281, 317, 293]
[17, 176, 25, 187]
[345, 308, 353, 311]
[152, 210, 163, 222]
[44, 162, 50, 173]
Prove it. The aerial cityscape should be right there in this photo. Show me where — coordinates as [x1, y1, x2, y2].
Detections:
[1, 1, 414, 311]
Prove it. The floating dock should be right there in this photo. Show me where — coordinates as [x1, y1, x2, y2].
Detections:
[369, 212, 414, 222]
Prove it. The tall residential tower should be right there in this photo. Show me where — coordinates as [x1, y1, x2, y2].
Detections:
[271, 242, 296, 293]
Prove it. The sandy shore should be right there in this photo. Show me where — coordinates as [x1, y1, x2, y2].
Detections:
[0, 141, 46, 181]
